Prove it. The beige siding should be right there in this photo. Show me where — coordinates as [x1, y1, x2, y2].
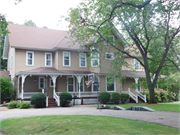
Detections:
[9, 47, 15, 79]
[122, 58, 144, 71]
[54, 51, 58, 69]
[122, 78, 136, 95]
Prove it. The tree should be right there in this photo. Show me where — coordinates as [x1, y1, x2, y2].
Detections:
[67, 0, 180, 103]
[0, 14, 9, 70]
[24, 20, 36, 27]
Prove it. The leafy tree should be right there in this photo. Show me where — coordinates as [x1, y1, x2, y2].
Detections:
[67, 0, 180, 103]
[24, 20, 36, 27]
[0, 77, 13, 99]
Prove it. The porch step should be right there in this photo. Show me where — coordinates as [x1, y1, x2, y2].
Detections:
[48, 99, 58, 107]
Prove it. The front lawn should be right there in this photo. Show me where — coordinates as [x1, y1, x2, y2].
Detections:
[0, 115, 179, 134]
[103, 102, 180, 112]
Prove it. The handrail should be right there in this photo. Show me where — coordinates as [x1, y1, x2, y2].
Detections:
[128, 88, 138, 103]
[136, 91, 147, 103]
[54, 91, 60, 106]
[46, 96, 48, 107]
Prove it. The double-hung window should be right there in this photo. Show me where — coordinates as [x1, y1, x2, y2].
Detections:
[134, 59, 140, 71]
[67, 77, 75, 92]
[26, 51, 34, 66]
[39, 77, 45, 89]
[106, 76, 116, 92]
[104, 35, 115, 46]
[45, 53, 52, 67]
[63, 52, 71, 67]
[105, 52, 114, 60]
[79, 53, 87, 67]
[91, 48, 99, 67]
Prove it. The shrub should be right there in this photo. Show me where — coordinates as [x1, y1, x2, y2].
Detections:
[121, 93, 130, 103]
[154, 90, 161, 103]
[59, 92, 72, 107]
[31, 93, 46, 108]
[19, 101, 30, 109]
[8, 100, 20, 109]
[167, 92, 175, 102]
[99, 92, 111, 104]
[112, 93, 121, 104]
[159, 89, 168, 102]
[0, 77, 13, 99]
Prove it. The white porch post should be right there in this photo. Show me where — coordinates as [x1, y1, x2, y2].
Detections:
[75, 75, 83, 98]
[50, 75, 58, 98]
[134, 78, 139, 92]
[17, 76, 20, 98]
[21, 74, 28, 99]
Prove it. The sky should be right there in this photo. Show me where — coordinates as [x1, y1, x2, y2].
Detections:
[0, 0, 82, 30]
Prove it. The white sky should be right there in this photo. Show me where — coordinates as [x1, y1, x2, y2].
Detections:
[0, 0, 82, 30]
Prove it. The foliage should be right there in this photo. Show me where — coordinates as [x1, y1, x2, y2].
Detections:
[1, 115, 179, 135]
[99, 92, 111, 104]
[19, 101, 30, 109]
[8, 100, 20, 109]
[30, 93, 46, 108]
[0, 77, 13, 99]
[121, 93, 130, 103]
[59, 92, 72, 107]
[112, 92, 121, 104]
[66, 0, 180, 104]
[24, 20, 36, 27]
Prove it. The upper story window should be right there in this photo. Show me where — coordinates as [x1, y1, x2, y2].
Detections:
[11, 55, 13, 69]
[45, 53, 52, 67]
[26, 51, 34, 66]
[105, 52, 114, 60]
[79, 53, 87, 67]
[39, 77, 45, 89]
[104, 35, 115, 46]
[134, 59, 140, 71]
[91, 48, 99, 67]
[106, 76, 116, 92]
[63, 51, 71, 67]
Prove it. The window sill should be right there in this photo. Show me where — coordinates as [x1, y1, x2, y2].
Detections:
[106, 91, 116, 92]
[63, 65, 71, 67]
[26, 65, 34, 66]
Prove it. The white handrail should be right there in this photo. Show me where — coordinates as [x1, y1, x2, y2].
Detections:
[136, 91, 147, 103]
[54, 91, 60, 106]
[46, 96, 48, 107]
[128, 88, 138, 103]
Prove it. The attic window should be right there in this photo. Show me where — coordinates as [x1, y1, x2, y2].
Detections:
[105, 53, 114, 60]
[104, 35, 115, 46]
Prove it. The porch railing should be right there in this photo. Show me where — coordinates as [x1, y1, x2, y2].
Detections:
[136, 90, 146, 103]
[54, 91, 60, 106]
[19, 92, 39, 99]
[56, 92, 97, 98]
[128, 88, 138, 103]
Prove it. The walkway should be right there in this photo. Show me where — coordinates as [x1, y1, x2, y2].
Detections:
[0, 105, 179, 130]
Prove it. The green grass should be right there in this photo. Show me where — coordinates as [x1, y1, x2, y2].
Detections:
[101, 102, 180, 112]
[0, 115, 179, 135]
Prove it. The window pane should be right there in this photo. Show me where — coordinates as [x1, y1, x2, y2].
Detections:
[107, 77, 114, 91]
[68, 78, 73, 84]
[46, 60, 50, 66]
[65, 60, 69, 65]
[68, 85, 73, 92]
[81, 61, 85, 66]
[92, 60, 98, 66]
[28, 59, 32, 64]
[28, 53, 32, 58]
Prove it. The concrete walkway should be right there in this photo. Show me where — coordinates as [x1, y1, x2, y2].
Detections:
[0, 105, 180, 130]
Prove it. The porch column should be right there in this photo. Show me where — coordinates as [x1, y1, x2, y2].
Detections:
[50, 75, 58, 98]
[95, 75, 100, 91]
[134, 77, 139, 92]
[17, 76, 20, 98]
[75, 75, 83, 98]
[21, 74, 28, 99]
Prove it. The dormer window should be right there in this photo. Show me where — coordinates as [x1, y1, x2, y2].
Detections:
[134, 59, 140, 71]
[26, 51, 34, 66]
[45, 53, 52, 67]
[91, 48, 99, 67]
[104, 35, 115, 46]
[105, 52, 114, 60]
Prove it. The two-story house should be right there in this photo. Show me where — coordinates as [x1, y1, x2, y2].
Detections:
[3, 24, 147, 106]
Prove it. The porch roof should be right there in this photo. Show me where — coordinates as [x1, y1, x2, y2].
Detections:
[0, 71, 10, 78]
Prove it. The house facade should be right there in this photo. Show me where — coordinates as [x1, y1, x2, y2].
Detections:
[3, 24, 147, 106]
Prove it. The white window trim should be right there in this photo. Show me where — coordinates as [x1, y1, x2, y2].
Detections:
[79, 53, 87, 68]
[105, 52, 114, 60]
[67, 76, 75, 92]
[134, 59, 141, 71]
[63, 51, 71, 67]
[39, 77, 45, 89]
[49, 78, 53, 87]
[26, 51, 34, 66]
[45, 53, 52, 67]
[106, 76, 116, 92]
[91, 48, 99, 67]
[76, 77, 84, 92]
[104, 35, 115, 46]
[11, 55, 13, 69]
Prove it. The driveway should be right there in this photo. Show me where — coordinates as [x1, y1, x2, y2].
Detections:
[0, 105, 179, 129]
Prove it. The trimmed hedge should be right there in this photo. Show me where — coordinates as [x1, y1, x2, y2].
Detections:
[99, 92, 111, 104]
[31, 93, 46, 108]
[112, 93, 121, 104]
[121, 93, 130, 103]
[8, 100, 20, 109]
[19, 101, 30, 109]
[59, 92, 72, 107]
